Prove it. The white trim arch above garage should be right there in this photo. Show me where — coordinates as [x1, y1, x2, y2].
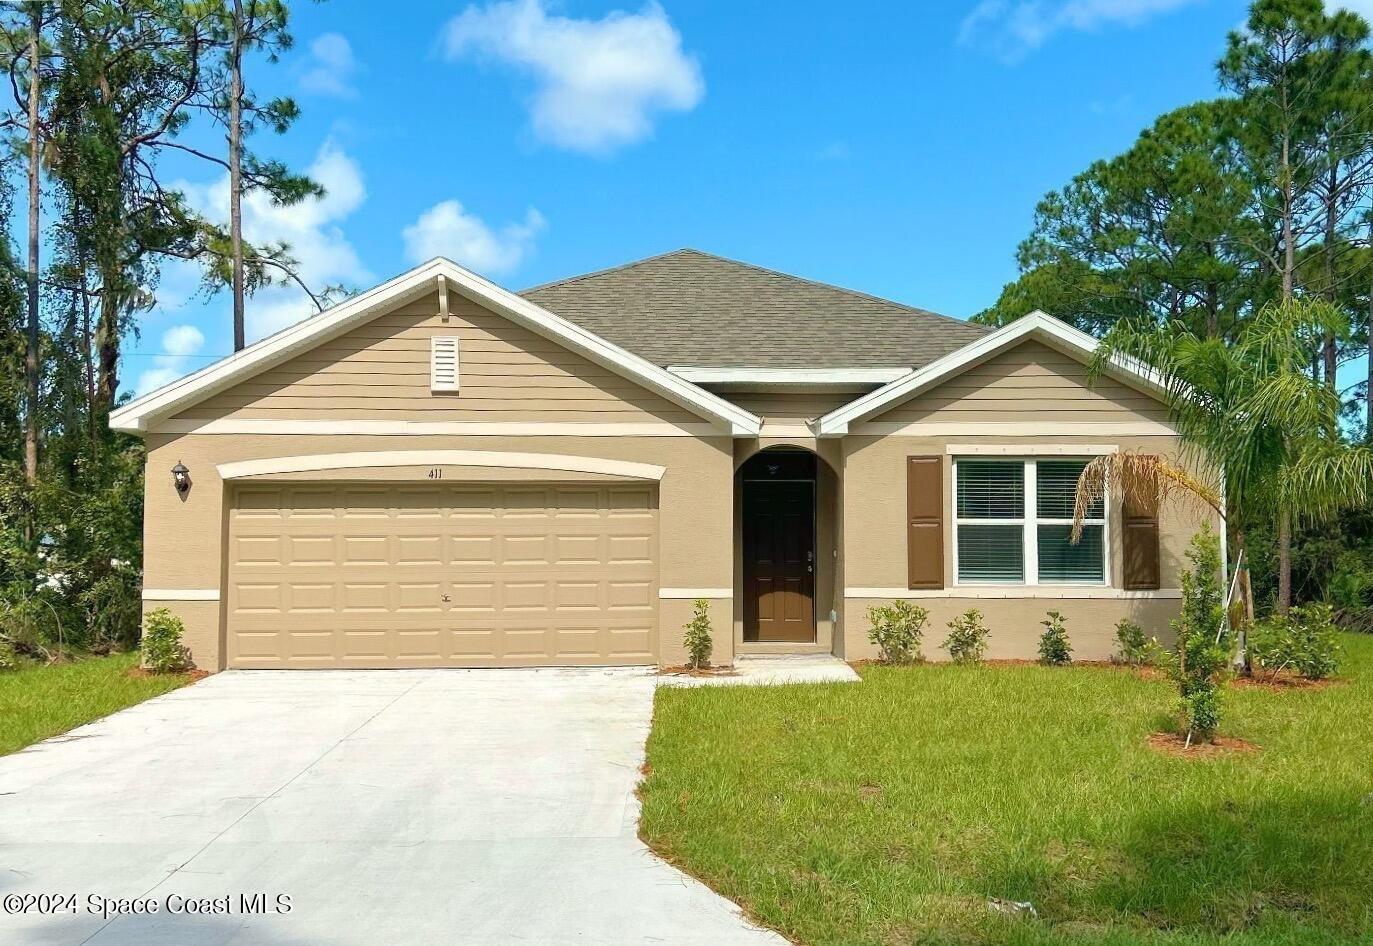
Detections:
[216, 450, 669, 482]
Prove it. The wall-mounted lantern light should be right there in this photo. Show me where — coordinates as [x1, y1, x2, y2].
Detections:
[171, 461, 191, 495]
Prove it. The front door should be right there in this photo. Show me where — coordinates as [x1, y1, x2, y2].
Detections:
[743, 479, 816, 642]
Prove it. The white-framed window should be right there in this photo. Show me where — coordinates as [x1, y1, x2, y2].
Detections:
[953, 457, 1107, 586]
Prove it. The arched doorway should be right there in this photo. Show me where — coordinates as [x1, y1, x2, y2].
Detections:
[738, 449, 818, 643]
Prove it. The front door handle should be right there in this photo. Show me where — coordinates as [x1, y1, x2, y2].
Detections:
[441, 594, 452, 603]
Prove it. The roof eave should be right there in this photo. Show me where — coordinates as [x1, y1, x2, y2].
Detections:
[110, 258, 763, 437]
[813, 311, 1173, 437]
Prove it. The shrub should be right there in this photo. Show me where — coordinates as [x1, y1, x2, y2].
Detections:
[1250, 603, 1341, 681]
[943, 608, 989, 665]
[683, 598, 714, 670]
[1167, 526, 1231, 743]
[1038, 610, 1073, 666]
[141, 608, 191, 673]
[0, 640, 16, 672]
[1113, 619, 1148, 666]
[866, 600, 928, 664]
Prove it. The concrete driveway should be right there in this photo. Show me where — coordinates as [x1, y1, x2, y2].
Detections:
[0, 669, 787, 945]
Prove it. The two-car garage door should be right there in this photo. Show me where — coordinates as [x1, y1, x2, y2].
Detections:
[226, 483, 658, 668]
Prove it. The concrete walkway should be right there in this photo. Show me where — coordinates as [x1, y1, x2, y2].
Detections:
[0, 669, 787, 945]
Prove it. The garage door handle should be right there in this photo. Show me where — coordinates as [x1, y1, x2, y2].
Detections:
[441, 594, 452, 603]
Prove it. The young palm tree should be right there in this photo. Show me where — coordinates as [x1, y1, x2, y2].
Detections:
[1086, 297, 1373, 614]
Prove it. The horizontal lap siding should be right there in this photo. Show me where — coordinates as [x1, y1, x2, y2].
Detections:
[874, 341, 1171, 425]
[173, 291, 698, 424]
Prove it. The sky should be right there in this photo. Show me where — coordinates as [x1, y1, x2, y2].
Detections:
[127, 0, 1373, 396]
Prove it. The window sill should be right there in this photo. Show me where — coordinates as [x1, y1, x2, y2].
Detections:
[845, 587, 1183, 600]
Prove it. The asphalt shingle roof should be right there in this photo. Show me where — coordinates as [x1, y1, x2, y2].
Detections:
[519, 248, 989, 369]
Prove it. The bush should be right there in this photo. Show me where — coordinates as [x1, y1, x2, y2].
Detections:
[1168, 525, 1231, 742]
[0, 640, 16, 672]
[1114, 619, 1148, 666]
[867, 600, 928, 664]
[1038, 610, 1072, 666]
[682, 598, 714, 670]
[1250, 603, 1341, 681]
[943, 608, 989, 665]
[140, 608, 191, 673]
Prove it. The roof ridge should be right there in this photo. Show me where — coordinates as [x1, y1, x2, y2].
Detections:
[522, 247, 987, 332]
[686, 250, 982, 329]
[518, 248, 699, 295]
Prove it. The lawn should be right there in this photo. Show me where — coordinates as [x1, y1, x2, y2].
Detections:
[641, 634, 1373, 946]
[0, 652, 197, 756]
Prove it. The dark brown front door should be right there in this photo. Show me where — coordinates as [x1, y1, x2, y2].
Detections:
[743, 479, 816, 642]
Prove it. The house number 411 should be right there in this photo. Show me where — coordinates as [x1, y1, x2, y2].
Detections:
[427, 468, 443, 479]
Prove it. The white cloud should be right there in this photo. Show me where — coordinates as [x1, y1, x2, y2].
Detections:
[135, 324, 205, 395]
[299, 33, 359, 98]
[173, 139, 371, 340]
[403, 200, 545, 274]
[442, 0, 704, 154]
[959, 0, 1201, 62]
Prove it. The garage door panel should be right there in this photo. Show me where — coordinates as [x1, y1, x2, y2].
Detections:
[227, 482, 658, 668]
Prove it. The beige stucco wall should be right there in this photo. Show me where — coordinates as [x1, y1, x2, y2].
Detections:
[838, 338, 1217, 662]
[143, 433, 736, 671]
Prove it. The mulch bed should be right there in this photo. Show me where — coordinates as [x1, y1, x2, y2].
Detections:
[656, 665, 739, 678]
[126, 667, 209, 681]
[1147, 731, 1260, 758]
[1230, 672, 1342, 692]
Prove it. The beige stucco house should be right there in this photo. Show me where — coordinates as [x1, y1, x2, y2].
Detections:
[111, 249, 1210, 671]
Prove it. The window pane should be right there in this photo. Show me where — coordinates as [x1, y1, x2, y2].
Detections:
[1036, 460, 1102, 519]
[958, 524, 1025, 582]
[1037, 524, 1105, 582]
[957, 461, 1024, 519]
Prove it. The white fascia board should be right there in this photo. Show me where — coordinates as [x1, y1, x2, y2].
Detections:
[814, 311, 1171, 437]
[111, 258, 762, 437]
[667, 367, 910, 385]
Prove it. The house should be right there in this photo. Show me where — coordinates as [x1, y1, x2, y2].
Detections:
[111, 249, 1207, 671]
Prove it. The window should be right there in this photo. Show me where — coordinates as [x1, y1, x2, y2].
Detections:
[954, 458, 1106, 585]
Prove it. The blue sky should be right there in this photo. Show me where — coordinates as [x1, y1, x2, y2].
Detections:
[128, 0, 1371, 395]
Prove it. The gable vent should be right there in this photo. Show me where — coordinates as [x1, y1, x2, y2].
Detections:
[430, 336, 460, 392]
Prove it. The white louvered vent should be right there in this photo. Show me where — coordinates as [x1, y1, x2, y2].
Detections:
[430, 336, 460, 392]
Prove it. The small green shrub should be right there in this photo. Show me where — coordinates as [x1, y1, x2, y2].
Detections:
[140, 608, 191, 673]
[867, 600, 928, 664]
[0, 640, 16, 672]
[943, 608, 989, 665]
[1168, 525, 1231, 742]
[1038, 610, 1072, 666]
[1250, 603, 1341, 681]
[683, 598, 714, 670]
[1113, 619, 1148, 666]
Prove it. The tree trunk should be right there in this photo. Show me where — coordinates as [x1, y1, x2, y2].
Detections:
[229, 0, 245, 352]
[1368, 216, 1373, 443]
[1281, 132, 1295, 302]
[1323, 160, 1338, 389]
[1277, 508, 1292, 614]
[23, 4, 41, 546]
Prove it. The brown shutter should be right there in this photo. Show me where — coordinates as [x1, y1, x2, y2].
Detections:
[1122, 465, 1161, 590]
[907, 457, 944, 590]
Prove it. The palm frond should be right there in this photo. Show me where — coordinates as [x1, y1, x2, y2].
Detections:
[1071, 451, 1223, 542]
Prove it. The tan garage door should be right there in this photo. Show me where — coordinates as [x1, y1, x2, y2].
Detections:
[226, 483, 658, 668]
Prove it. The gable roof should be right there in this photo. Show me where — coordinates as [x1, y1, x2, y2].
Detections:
[813, 310, 1171, 436]
[521, 249, 989, 370]
[109, 258, 763, 436]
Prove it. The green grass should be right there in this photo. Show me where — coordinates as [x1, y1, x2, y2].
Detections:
[0, 652, 197, 756]
[641, 634, 1373, 946]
